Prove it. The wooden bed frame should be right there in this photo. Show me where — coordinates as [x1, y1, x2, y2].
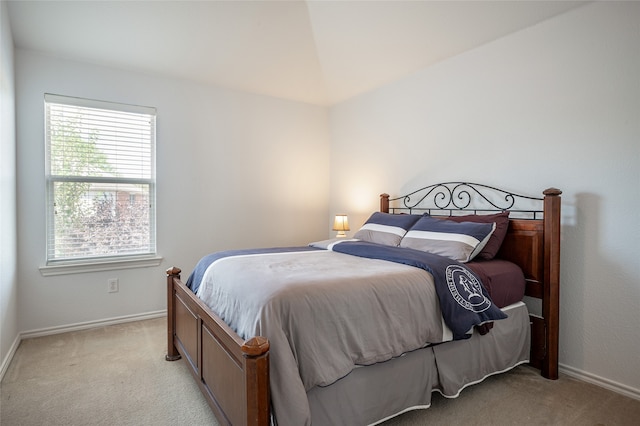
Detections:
[165, 183, 561, 426]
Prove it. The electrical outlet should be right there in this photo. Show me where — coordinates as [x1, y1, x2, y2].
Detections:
[108, 278, 119, 293]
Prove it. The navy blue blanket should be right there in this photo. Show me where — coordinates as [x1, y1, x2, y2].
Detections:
[331, 241, 507, 339]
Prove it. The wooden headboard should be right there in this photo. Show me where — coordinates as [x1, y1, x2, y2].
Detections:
[379, 182, 561, 379]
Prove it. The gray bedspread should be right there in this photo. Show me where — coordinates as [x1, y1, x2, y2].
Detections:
[196, 248, 452, 425]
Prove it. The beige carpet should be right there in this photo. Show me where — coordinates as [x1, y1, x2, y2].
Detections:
[1, 318, 217, 426]
[2, 318, 639, 425]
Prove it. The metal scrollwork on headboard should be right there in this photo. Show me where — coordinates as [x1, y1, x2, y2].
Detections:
[389, 182, 544, 218]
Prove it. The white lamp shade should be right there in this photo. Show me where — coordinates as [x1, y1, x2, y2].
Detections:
[332, 215, 349, 236]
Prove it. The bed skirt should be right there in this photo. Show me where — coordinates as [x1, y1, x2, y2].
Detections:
[307, 302, 530, 426]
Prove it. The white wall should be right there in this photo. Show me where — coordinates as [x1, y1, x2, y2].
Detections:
[329, 2, 640, 397]
[15, 50, 330, 333]
[0, 1, 18, 377]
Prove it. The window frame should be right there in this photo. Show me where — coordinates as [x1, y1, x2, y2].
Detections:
[40, 94, 161, 276]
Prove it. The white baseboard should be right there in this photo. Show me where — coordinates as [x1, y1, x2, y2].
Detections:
[20, 310, 167, 339]
[0, 310, 167, 383]
[560, 363, 640, 401]
[20, 309, 167, 339]
[0, 333, 22, 383]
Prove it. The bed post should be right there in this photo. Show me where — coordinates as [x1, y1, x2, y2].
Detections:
[242, 337, 271, 425]
[542, 188, 561, 379]
[166, 267, 182, 361]
[380, 193, 390, 213]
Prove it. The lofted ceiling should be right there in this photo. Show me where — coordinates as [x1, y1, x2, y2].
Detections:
[6, 0, 587, 106]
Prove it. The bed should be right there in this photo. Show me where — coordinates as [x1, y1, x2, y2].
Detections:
[165, 182, 561, 425]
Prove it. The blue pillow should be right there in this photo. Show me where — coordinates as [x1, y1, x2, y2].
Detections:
[400, 215, 496, 262]
[353, 212, 422, 247]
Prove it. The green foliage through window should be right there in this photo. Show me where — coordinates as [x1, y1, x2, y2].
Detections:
[45, 94, 156, 262]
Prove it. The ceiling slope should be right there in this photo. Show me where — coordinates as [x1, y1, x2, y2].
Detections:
[7, 0, 587, 105]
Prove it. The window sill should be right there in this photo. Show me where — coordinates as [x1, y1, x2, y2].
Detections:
[39, 255, 163, 276]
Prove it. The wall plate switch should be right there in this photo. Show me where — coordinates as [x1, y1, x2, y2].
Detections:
[108, 278, 119, 293]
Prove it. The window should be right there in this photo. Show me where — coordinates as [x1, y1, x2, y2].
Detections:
[44, 94, 157, 266]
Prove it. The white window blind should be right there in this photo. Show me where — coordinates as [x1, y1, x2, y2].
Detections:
[44, 94, 157, 263]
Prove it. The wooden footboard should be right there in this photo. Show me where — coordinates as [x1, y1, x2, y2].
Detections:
[165, 267, 270, 425]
